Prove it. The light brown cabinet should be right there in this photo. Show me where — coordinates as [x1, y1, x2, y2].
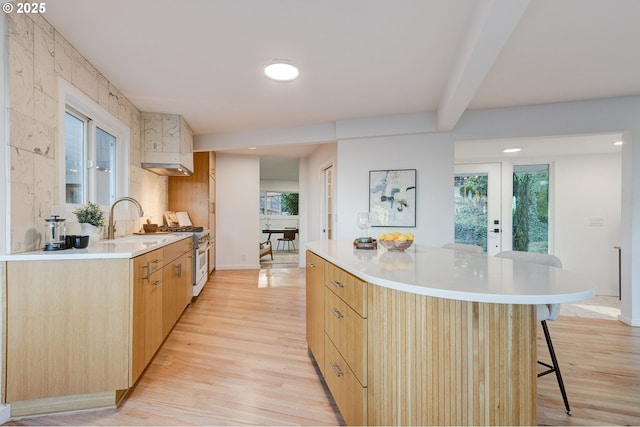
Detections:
[5, 259, 130, 406]
[323, 262, 368, 426]
[3, 236, 194, 418]
[305, 251, 368, 425]
[305, 250, 325, 373]
[132, 248, 163, 383]
[132, 238, 192, 384]
[307, 252, 538, 426]
[162, 239, 193, 336]
[168, 151, 216, 272]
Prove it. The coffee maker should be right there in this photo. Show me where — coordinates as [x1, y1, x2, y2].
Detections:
[44, 215, 66, 251]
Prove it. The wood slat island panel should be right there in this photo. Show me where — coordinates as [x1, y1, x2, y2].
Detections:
[367, 285, 537, 425]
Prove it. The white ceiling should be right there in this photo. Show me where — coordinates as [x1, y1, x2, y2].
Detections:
[41, 0, 637, 178]
[42, 0, 640, 138]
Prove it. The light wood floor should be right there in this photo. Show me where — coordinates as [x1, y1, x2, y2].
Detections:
[6, 268, 640, 426]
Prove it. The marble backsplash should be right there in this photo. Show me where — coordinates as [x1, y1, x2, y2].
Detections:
[6, 12, 168, 252]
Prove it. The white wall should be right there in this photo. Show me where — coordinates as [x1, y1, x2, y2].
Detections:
[302, 143, 337, 266]
[336, 133, 454, 246]
[555, 153, 621, 296]
[216, 153, 260, 269]
[457, 150, 622, 296]
[203, 96, 640, 325]
[454, 96, 640, 325]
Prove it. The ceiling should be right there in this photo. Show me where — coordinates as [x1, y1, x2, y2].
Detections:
[42, 0, 640, 140]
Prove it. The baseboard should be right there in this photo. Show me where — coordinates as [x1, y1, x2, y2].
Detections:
[618, 313, 640, 326]
[0, 404, 11, 424]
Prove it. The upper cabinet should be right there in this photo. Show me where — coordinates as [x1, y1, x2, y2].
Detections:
[141, 112, 194, 176]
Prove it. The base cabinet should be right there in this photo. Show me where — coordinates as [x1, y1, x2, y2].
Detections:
[5, 259, 130, 403]
[3, 236, 194, 418]
[132, 238, 192, 385]
[305, 251, 325, 372]
[307, 252, 538, 426]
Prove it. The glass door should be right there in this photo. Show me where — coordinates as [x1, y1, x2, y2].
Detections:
[512, 164, 549, 253]
[454, 163, 501, 255]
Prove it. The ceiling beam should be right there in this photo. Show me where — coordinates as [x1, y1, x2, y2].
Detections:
[436, 0, 530, 131]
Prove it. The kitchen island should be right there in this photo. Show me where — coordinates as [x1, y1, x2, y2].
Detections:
[306, 240, 595, 426]
[0, 234, 193, 418]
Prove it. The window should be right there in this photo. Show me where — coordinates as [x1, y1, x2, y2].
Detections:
[512, 164, 549, 253]
[65, 108, 118, 205]
[260, 191, 299, 215]
[59, 79, 129, 210]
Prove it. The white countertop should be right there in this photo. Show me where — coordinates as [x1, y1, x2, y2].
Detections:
[307, 240, 595, 305]
[0, 233, 193, 261]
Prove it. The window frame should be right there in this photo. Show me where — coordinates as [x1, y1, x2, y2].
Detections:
[58, 78, 130, 219]
[259, 190, 299, 216]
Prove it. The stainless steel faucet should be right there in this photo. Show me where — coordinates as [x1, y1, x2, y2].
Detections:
[107, 197, 144, 239]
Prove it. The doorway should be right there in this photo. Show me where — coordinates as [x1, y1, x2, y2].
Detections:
[454, 163, 501, 255]
[455, 134, 622, 296]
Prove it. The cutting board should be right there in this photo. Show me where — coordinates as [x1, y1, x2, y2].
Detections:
[176, 212, 192, 227]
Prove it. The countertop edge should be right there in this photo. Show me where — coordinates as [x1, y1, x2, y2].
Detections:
[0, 233, 193, 261]
[307, 241, 596, 305]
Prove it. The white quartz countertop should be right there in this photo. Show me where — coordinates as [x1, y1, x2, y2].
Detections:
[307, 240, 595, 305]
[0, 233, 193, 261]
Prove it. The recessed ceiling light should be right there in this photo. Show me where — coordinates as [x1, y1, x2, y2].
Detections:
[503, 148, 522, 153]
[614, 141, 623, 146]
[248, 147, 257, 150]
[264, 61, 299, 81]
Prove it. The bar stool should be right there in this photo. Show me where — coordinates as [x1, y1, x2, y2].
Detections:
[495, 250, 571, 415]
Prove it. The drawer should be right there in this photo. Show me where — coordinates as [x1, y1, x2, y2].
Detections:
[163, 237, 193, 263]
[325, 262, 367, 317]
[324, 287, 367, 386]
[136, 248, 164, 276]
[324, 335, 367, 426]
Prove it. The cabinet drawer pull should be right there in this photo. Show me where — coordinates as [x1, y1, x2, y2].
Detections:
[330, 280, 344, 288]
[308, 262, 316, 268]
[329, 361, 344, 377]
[152, 259, 162, 265]
[330, 307, 343, 319]
[151, 280, 161, 286]
[142, 263, 151, 280]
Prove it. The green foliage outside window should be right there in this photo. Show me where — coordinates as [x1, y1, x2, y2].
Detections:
[281, 193, 299, 215]
[512, 166, 549, 253]
[454, 175, 488, 252]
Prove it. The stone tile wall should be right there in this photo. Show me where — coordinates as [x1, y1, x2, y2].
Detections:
[6, 12, 168, 252]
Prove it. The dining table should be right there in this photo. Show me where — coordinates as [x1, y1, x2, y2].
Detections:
[262, 228, 298, 241]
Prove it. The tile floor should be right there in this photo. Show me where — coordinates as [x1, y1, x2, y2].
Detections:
[561, 295, 621, 319]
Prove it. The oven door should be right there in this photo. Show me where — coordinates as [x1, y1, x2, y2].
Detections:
[193, 239, 209, 296]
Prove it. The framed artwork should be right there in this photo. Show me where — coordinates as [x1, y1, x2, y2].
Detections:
[369, 169, 416, 227]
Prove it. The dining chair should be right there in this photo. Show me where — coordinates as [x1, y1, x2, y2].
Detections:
[277, 229, 297, 251]
[495, 250, 571, 415]
[441, 243, 484, 254]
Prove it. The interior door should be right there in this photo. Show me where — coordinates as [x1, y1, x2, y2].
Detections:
[454, 163, 501, 255]
[321, 164, 334, 240]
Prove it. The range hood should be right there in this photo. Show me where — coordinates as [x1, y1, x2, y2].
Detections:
[141, 163, 193, 176]
[141, 112, 194, 177]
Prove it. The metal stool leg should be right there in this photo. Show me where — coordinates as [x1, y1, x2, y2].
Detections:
[539, 320, 571, 415]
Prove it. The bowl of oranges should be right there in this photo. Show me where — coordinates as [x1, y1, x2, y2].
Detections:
[378, 231, 414, 252]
